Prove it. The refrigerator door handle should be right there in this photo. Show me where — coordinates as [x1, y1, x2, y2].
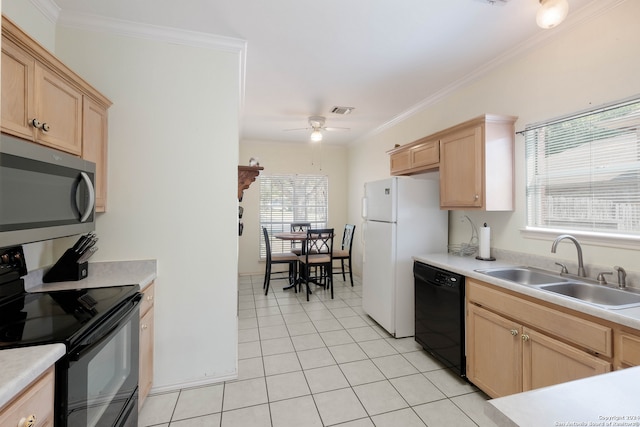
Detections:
[361, 221, 367, 262]
[361, 197, 368, 219]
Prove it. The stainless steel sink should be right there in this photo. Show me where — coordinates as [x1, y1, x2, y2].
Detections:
[539, 282, 640, 309]
[475, 267, 568, 285]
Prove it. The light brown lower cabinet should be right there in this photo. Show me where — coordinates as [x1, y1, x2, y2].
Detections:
[466, 278, 616, 398]
[139, 282, 155, 408]
[0, 366, 55, 427]
[466, 304, 522, 397]
[467, 304, 611, 398]
[617, 331, 640, 368]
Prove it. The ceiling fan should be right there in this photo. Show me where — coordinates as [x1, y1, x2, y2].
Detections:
[284, 116, 350, 142]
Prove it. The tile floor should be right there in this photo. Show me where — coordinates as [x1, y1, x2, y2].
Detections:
[139, 273, 499, 427]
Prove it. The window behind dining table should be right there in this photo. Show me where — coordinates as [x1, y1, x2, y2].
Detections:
[524, 96, 640, 238]
[259, 174, 328, 258]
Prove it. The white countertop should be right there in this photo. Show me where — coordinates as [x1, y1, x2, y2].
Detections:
[0, 344, 65, 409]
[486, 366, 640, 427]
[413, 253, 640, 330]
[26, 259, 157, 292]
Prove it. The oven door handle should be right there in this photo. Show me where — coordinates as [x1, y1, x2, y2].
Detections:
[69, 294, 142, 361]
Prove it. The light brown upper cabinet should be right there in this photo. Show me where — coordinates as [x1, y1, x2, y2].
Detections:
[439, 115, 517, 210]
[389, 138, 439, 175]
[82, 98, 109, 212]
[2, 16, 112, 210]
[387, 114, 517, 210]
[33, 62, 84, 154]
[1, 37, 36, 141]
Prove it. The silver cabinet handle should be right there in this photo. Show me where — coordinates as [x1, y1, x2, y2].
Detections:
[78, 172, 96, 222]
[18, 414, 36, 427]
[510, 329, 518, 336]
[30, 118, 42, 129]
[30, 118, 50, 132]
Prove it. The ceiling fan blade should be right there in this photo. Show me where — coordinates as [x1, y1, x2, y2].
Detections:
[283, 127, 311, 132]
[324, 127, 350, 132]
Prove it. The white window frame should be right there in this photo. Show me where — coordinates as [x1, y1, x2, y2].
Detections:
[522, 96, 640, 249]
[259, 174, 328, 258]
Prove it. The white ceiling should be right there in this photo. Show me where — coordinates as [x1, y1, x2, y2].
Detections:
[50, 0, 600, 145]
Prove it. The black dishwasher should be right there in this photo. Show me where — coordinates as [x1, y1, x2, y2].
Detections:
[414, 261, 465, 378]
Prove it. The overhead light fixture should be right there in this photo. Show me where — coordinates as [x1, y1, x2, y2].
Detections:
[310, 129, 323, 142]
[536, 0, 569, 29]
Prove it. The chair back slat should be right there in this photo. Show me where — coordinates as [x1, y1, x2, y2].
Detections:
[305, 228, 334, 255]
[341, 224, 356, 251]
[290, 222, 312, 232]
[262, 227, 272, 262]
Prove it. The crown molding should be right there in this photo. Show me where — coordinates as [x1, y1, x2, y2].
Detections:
[57, 10, 247, 54]
[30, 0, 61, 23]
[355, 0, 628, 145]
[55, 10, 247, 108]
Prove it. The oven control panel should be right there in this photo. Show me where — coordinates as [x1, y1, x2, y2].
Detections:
[0, 245, 27, 284]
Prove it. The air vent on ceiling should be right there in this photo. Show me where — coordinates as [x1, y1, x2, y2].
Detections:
[331, 106, 354, 115]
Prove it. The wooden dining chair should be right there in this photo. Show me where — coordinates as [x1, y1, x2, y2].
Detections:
[298, 228, 334, 301]
[262, 227, 298, 296]
[289, 222, 311, 255]
[333, 224, 356, 286]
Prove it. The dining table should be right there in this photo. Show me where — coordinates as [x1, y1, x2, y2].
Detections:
[274, 230, 334, 293]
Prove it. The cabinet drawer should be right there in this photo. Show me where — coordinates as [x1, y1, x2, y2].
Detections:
[618, 332, 640, 367]
[467, 280, 612, 357]
[140, 282, 155, 317]
[0, 367, 54, 427]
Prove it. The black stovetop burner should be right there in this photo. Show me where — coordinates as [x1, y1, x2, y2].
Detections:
[0, 245, 139, 349]
[0, 285, 139, 348]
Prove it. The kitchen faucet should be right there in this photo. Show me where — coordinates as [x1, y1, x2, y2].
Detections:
[551, 234, 586, 277]
[614, 266, 627, 288]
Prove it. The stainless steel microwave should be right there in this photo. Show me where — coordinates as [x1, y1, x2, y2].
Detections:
[0, 134, 96, 248]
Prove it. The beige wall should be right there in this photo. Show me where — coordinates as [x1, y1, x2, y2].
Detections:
[2, 3, 243, 391]
[239, 140, 349, 275]
[347, 0, 640, 277]
[54, 26, 241, 391]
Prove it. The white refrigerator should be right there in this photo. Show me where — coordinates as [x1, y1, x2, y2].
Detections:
[362, 177, 448, 338]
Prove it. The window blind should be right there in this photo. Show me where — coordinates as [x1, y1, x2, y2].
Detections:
[525, 98, 640, 236]
[259, 174, 328, 257]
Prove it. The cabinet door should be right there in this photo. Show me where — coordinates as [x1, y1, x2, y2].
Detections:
[82, 97, 109, 212]
[34, 62, 83, 155]
[390, 151, 411, 175]
[139, 307, 154, 407]
[467, 304, 522, 398]
[411, 140, 439, 169]
[439, 125, 483, 209]
[617, 331, 640, 368]
[1, 38, 36, 140]
[522, 327, 611, 392]
[0, 367, 54, 427]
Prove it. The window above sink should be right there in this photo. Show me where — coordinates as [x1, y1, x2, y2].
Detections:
[523, 96, 640, 244]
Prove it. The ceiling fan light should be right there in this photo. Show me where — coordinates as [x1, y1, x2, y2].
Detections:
[310, 129, 323, 142]
[536, 0, 569, 29]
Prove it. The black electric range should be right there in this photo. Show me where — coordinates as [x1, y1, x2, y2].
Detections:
[0, 245, 142, 427]
[0, 284, 140, 348]
[0, 246, 139, 350]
